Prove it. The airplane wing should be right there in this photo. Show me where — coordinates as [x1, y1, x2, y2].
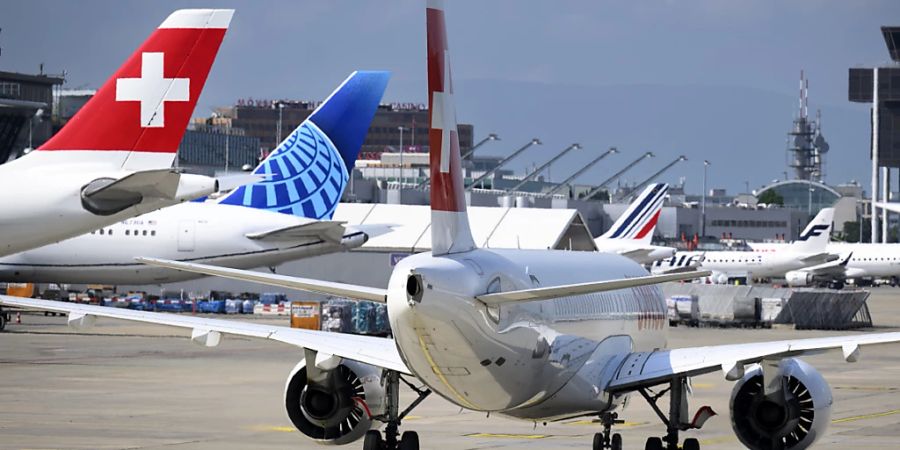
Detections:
[0, 296, 409, 374]
[794, 252, 854, 278]
[607, 332, 900, 392]
[475, 271, 710, 305]
[247, 221, 347, 244]
[799, 252, 839, 265]
[136, 257, 387, 302]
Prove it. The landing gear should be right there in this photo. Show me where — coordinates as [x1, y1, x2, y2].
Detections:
[638, 377, 704, 450]
[592, 412, 623, 450]
[367, 370, 431, 450]
[0, 307, 7, 332]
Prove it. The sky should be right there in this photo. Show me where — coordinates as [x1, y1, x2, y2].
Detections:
[3, 1, 898, 194]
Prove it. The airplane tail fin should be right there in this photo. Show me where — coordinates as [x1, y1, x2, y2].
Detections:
[427, 0, 476, 256]
[217, 71, 389, 219]
[600, 183, 668, 245]
[791, 207, 834, 252]
[38, 9, 233, 170]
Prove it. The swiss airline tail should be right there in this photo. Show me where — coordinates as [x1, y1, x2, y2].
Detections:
[39, 9, 233, 170]
[600, 183, 668, 245]
[427, 0, 475, 256]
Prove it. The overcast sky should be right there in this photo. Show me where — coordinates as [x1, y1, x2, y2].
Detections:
[3, 1, 898, 192]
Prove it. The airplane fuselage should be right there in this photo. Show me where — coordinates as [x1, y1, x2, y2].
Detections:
[387, 248, 666, 420]
[0, 151, 215, 258]
[652, 250, 820, 280]
[0, 202, 364, 285]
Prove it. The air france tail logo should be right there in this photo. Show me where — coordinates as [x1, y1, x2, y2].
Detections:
[798, 224, 830, 241]
[115, 52, 190, 128]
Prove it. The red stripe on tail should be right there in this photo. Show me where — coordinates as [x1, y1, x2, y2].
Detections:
[634, 210, 661, 240]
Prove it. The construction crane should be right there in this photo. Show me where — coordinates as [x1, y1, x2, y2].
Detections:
[417, 133, 499, 188]
[506, 143, 581, 193]
[581, 152, 654, 200]
[466, 138, 542, 191]
[545, 146, 619, 196]
[615, 155, 687, 202]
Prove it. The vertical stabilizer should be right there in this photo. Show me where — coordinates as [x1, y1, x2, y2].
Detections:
[791, 207, 834, 252]
[217, 71, 389, 219]
[599, 183, 668, 245]
[38, 9, 233, 170]
[427, 0, 475, 255]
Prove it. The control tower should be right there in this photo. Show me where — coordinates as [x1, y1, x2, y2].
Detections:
[788, 71, 829, 182]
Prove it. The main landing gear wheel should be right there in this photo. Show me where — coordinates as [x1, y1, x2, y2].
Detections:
[682, 438, 700, 450]
[637, 377, 705, 450]
[363, 430, 383, 450]
[592, 412, 624, 450]
[366, 370, 430, 450]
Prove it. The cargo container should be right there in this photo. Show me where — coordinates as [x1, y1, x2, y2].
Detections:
[290, 302, 321, 330]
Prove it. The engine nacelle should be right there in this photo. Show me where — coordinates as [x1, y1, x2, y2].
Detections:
[284, 359, 386, 445]
[785, 270, 813, 287]
[730, 358, 832, 450]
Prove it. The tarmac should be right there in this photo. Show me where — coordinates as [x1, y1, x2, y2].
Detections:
[3, 288, 900, 449]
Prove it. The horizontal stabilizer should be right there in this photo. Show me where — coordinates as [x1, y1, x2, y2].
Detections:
[83, 169, 181, 201]
[246, 221, 347, 244]
[475, 270, 710, 305]
[136, 257, 387, 302]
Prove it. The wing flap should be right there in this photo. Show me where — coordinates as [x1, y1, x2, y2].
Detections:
[0, 296, 408, 373]
[475, 271, 710, 305]
[136, 257, 387, 302]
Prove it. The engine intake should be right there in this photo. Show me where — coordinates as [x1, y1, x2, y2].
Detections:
[284, 359, 386, 445]
[730, 358, 832, 450]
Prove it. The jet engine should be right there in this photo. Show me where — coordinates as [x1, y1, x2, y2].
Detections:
[284, 359, 386, 445]
[785, 271, 813, 287]
[729, 358, 832, 450]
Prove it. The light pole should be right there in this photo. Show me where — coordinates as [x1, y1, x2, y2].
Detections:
[467, 138, 542, 191]
[702, 160, 710, 237]
[808, 181, 814, 218]
[398, 126, 408, 185]
[461, 133, 500, 160]
[507, 143, 581, 193]
[276, 102, 285, 147]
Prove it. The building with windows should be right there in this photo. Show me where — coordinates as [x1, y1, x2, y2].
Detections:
[0, 71, 63, 161]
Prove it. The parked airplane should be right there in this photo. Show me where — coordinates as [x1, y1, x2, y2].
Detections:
[0, 9, 235, 257]
[0, 71, 390, 285]
[651, 208, 837, 283]
[747, 241, 900, 289]
[6, 4, 900, 450]
[594, 183, 675, 264]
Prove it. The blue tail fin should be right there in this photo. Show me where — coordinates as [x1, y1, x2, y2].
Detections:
[218, 71, 389, 219]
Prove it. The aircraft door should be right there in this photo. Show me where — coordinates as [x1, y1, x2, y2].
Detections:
[177, 221, 196, 252]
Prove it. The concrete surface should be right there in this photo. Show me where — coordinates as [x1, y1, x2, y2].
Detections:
[3, 288, 900, 449]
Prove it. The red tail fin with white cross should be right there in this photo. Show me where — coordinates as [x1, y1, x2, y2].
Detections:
[39, 9, 232, 170]
[427, 0, 475, 255]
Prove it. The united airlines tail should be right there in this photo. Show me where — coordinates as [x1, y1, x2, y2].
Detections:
[790, 208, 834, 252]
[38, 9, 233, 171]
[217, 71, 390, 220]
[599, 183, 668, 245]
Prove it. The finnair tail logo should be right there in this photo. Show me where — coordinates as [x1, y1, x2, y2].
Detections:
[798, 224, 830, 241]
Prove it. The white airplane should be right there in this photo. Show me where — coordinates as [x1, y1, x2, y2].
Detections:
[747, 241, 900, 289]
[651, 207, 837, 283]
[0, 71, 391, 285]
[7, 4, 900, 450]
[0, 9, 238, 257]
[594, 183, 675, 264]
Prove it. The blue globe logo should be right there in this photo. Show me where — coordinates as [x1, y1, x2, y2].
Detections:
[220, 122, 348, 220]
